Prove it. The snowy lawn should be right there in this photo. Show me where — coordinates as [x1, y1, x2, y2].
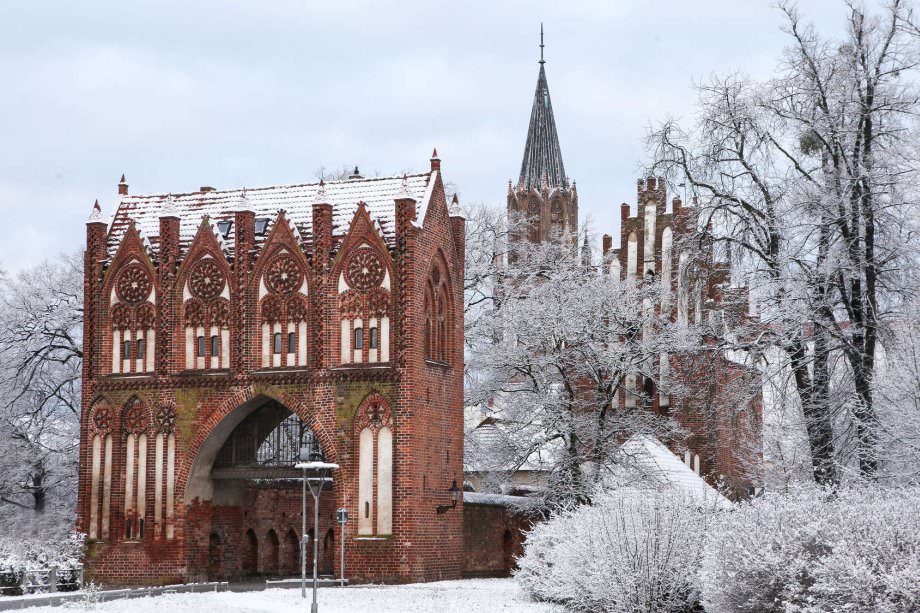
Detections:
[21, 579, 561, 612]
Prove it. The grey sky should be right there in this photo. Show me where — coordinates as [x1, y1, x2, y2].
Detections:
[0, 0, 850, 272]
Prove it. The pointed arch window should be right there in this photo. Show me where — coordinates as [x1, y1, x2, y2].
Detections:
[550, 199, 565, 238]
[109, 261, 156, 375]
[661, 226, 674, 312]
[87, 399, 114, 540]
[183, 256, 230, 370]
[527, 198, 541, 243]
[338, 246, 391, 365]
[258, 251, 309, 368]
[643, 201, 657, 275]
[424, 260, 451, 363]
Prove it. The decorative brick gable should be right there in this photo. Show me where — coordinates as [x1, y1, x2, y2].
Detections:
[77, 161, 466, 586]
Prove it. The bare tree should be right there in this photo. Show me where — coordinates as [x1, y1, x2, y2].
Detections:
[648, 0, 920, 483]
[0, 254, 82, 536]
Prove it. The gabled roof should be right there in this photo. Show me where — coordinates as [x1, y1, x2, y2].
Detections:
[105, 172, 435, 259]
[518, 63, 567, 191]
[464, 416, 560, 474]
[618, 435, 733, 509]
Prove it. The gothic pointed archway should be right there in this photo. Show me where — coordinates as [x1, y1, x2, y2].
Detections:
[185, 393, 337, 582]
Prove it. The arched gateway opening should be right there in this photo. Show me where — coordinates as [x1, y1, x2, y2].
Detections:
[185, 395, 335, 581]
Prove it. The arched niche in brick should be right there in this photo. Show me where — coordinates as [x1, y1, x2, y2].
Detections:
[353, 393, 394, 537]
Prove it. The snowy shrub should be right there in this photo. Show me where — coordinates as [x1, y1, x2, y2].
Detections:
[0, 533, 84, 595]
[516, 488, 713, 612]
[702, 486, 920, 613]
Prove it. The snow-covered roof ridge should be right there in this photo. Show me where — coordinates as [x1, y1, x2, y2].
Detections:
[105, 171, 434, 258]
[618, 434, 733, 509]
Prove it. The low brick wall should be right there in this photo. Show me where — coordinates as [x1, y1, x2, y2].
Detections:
[462, 497, 531, 578]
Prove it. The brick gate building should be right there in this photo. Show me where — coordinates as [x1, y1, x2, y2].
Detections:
[77, 153, 466, 586]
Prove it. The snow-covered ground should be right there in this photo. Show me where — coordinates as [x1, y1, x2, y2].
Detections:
[20, 579, 562, 612]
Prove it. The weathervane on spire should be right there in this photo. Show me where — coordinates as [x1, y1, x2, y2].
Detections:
[539, 23, 545, 65]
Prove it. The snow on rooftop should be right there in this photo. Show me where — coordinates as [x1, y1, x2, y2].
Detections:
[464, 418, 560, 474]
[618, 434, 733, 509]
[463, 491, 537, 508]
[106, 172, 434, 259]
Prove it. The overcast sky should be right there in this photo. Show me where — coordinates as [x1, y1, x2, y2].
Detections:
[0, 0, 854, 272]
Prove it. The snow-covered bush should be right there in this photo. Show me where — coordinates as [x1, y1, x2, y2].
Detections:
[702, 486, 920, 613]
[0, 533, 84, 596]
[516, 488, 713, 612]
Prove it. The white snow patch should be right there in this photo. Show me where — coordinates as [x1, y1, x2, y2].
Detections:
[17, 579, 561, 613]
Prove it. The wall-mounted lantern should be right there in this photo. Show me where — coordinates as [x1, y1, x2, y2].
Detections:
[436, 479, 461, 514]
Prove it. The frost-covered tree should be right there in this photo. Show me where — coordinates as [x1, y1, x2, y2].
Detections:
[648, 0, 920, 484]
[465, 211, 698, 509]
[0, 254, 83, 537]
[874, 298, 920, 483]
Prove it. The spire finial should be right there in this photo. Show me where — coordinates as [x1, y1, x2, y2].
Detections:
[88, 199, 103, 223]
[539, 23, 545, 65]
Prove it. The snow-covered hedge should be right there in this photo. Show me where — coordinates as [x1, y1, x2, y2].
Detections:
[702, 486, 920, 613]
[516, 489, 711, 612]
[0, 533, 84, 596]
[517, 485, 920, 613]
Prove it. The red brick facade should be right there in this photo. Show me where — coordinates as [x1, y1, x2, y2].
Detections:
[78, 155, 466, 586]
[603, 177, 762, 497]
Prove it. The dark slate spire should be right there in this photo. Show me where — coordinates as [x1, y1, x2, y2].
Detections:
[519, 26, 567, 191]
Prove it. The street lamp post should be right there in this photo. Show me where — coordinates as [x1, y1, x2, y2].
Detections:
[296, 458, 339, 613]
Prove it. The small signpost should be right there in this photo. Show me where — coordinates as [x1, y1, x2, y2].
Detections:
[336, 508, 348, 587]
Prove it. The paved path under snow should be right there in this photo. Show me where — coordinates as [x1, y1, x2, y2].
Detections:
[18, 579, 562, 612]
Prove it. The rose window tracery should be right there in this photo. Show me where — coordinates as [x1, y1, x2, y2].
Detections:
[123, 399, 149, 434]
[116, 264, 152, 304]
[136, 303, 156, 329]
[261, 295, 283, 323]
[184, 300, 205, 327]
[92, 406, 113, 432]
[208, 299, 230, 327]
[345, 250, 385, 291]
[265, 253, 303, 295]
[189, 259, 224, 300]
[111, 303, 132, 329]
[154, 405, 176, 433]
[287, 297, 308, 322]
[354, 398, 393, 433]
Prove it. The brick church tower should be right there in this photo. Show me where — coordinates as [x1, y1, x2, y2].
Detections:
[77, 154, 466, 586]
[507, 28, 578, 243]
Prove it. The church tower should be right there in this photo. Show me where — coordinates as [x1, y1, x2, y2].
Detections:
[508, 27, 578, 243]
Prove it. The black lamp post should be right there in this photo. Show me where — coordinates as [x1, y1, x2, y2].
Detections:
[436, 479, 461, 514]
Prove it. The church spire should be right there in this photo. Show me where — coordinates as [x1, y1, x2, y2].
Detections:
[519, 26, 567, 192]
